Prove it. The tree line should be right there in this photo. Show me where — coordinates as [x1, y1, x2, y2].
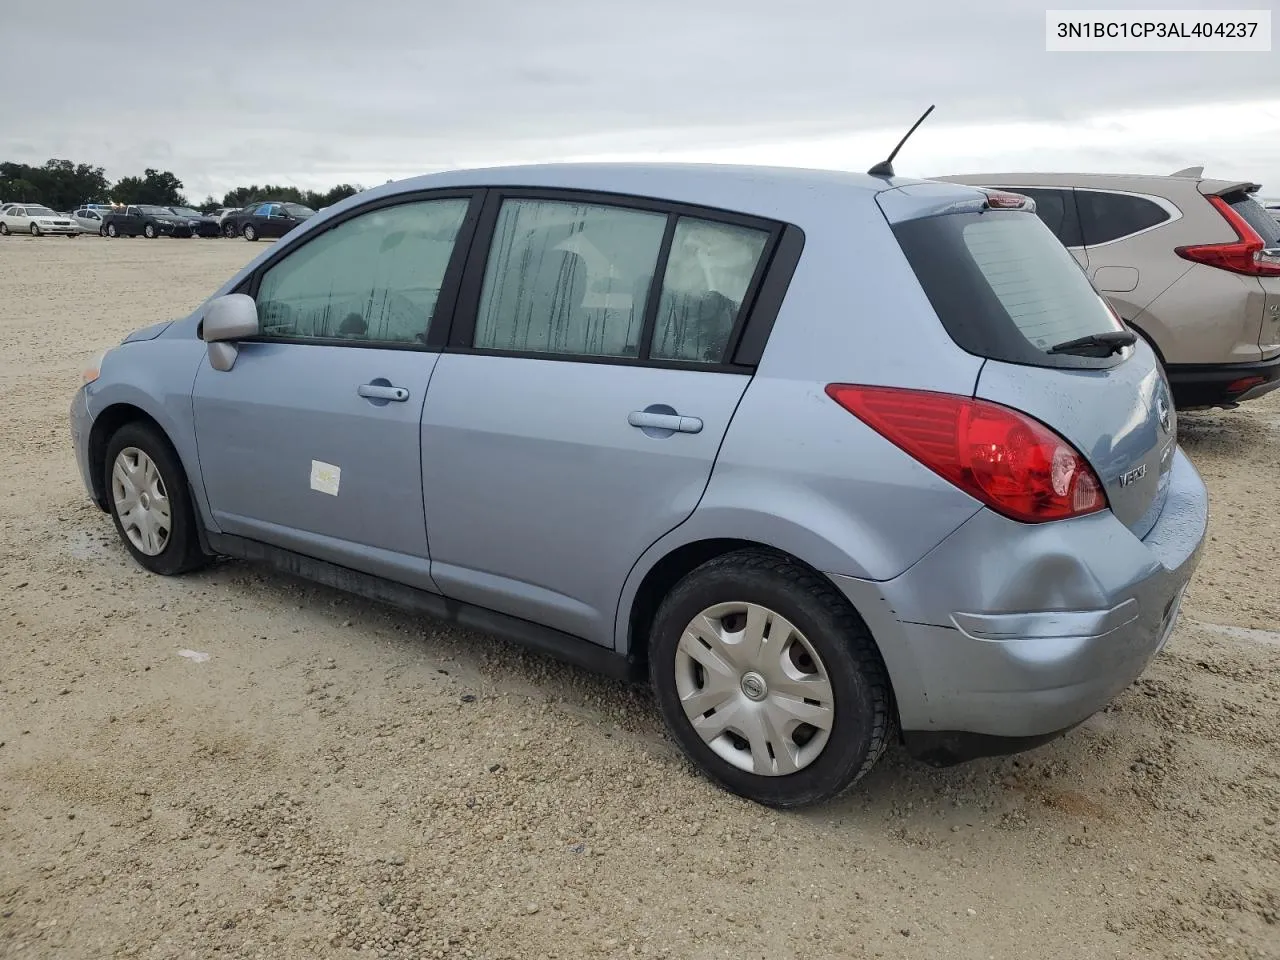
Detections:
[1, 158, 363, 213]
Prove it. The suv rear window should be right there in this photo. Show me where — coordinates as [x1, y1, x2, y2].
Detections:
[1226, 192, 1280, 246]
[892, 209, 1124, 368]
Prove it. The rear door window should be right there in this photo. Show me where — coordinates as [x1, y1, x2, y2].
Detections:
[1077, 190, 1170, 245]
[892, 209, 1124, 368]
[1006, 187, 1083, 247]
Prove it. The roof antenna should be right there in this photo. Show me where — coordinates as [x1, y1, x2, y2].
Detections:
[867, 105, 936, 178]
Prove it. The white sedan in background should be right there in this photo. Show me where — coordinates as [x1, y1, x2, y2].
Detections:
[0, 204, 81, 237]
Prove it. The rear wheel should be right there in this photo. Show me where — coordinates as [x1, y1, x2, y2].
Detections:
[243, 223, 258, 242]
[222, 221, 237, 238]
[650, 550, 893, 808]
[106, 223, 119, 238]
[0, 223, 8, 236]
[104, 422, 209, 576]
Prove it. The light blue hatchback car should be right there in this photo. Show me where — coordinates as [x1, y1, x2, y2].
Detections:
[72, 163, 1208, 807]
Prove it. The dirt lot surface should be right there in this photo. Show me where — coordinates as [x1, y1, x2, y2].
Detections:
[1, 236, 1278, 960]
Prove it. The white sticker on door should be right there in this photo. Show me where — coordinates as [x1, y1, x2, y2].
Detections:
[310, 460, 341, 496]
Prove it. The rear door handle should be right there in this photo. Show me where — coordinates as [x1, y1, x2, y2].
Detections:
[358, 383, 410, 402]
[628, 410, 703, 434]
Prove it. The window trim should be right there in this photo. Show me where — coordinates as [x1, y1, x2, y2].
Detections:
[986, 185, 1182, 250]
[229, 188, 485, 352]
[443, 186, 789, 373]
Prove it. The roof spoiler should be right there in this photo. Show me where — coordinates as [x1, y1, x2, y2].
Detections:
[1198, 179, 1262, 197]
[1170, 165, 1204, 178]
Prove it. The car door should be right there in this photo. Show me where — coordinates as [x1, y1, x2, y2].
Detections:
[191, 191, 480, 589]
[255, 203, 280, 237]
[421, 192, 778, 646]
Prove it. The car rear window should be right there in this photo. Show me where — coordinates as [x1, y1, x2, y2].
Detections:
[892, 209, 1124, 368]
[1226, 193, 1280, 246]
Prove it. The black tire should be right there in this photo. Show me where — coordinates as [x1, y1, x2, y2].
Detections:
[30, 224, 41, 236]
[106, 223, 119, 238]
[223, 221, 237, 239]
[0, 223, 9, 236]
[103, 421, 210, 576]
[649, 550, 893, 808]
[243, 223, 258, 242]
[143, 223, 157, 239]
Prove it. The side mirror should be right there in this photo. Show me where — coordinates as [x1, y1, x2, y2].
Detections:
[203, 294, 259, 372]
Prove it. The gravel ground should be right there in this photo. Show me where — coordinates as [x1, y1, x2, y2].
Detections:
[1, 236, 1278, 960]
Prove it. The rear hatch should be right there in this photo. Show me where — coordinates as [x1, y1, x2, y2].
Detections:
[1187, 181, 1280, 355]
[885, 189, 1175, 539]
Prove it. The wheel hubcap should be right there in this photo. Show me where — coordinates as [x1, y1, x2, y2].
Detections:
[111, 447, 172, 556]
[674, 602, 835, 777]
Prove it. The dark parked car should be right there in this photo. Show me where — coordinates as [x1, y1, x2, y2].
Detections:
[101, 205, 193, 239]
[222, 201, 317, 241]
[168, 206, 222, 238]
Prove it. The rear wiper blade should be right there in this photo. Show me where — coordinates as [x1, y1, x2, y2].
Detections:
[1048, 329, 1137, 356]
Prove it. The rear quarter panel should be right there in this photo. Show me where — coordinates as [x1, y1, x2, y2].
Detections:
[613, 184, 988, 652]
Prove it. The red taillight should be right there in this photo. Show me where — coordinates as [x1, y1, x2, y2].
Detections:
[1226, 375, 1266, 395]
[1175, 196, 1280, 278]
[825, 385, 1108, 523]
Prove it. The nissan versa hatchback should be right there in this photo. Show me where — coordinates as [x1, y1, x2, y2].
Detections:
[71, 165, 1207, 808]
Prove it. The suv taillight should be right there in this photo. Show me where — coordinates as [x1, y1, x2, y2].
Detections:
[825, 385, 1108, 523]
[1175, 196, 1280, 278]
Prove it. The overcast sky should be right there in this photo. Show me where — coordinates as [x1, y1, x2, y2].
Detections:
[3, 0, 1277, 199]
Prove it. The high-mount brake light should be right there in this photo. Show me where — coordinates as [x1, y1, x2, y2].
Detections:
[984, 191, 1031, 209]
[825, 385, 1108, 524]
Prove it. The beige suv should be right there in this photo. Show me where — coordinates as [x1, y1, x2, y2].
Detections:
[938, 169, 1280, 409]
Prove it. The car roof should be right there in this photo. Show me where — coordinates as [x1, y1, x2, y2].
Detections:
[936, 171, 1258, 196]
[355, 162, 933, 224]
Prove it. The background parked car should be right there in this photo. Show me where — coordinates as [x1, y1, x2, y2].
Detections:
[71, 207, 111, 234]
[209, 207, 240, 226]
[168, 206, 222, 237]
[101, 204, 193, 239]
[221, 201, 316, 240]
[0, 203, 81, 236]
[940, 169, 1280, 410]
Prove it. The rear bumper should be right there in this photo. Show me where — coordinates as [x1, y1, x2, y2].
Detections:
[828, 447, 1207, 759]
[1166, 353, 1280, 408]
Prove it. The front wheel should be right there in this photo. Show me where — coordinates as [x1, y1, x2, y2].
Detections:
[243, 224, 258, 242]
[104, 422, 210, 576]
[143, 223, 157, 239]
[30, 224, 42, 236]
[649, 550, 893, 808]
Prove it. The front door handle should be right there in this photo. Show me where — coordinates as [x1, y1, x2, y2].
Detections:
[628, 409, 703, 434]
[358, 382, 409, 403]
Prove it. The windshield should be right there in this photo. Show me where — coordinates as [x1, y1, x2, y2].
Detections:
[171, 207, 200, 217]
[138, 205, 173, 216]
[892, 209, 1126, 367]
[283, 203, 316, 218]
[28, 206, 57, 217]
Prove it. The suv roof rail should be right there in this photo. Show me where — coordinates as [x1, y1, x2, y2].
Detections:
[1170, 165, 1204, 178]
